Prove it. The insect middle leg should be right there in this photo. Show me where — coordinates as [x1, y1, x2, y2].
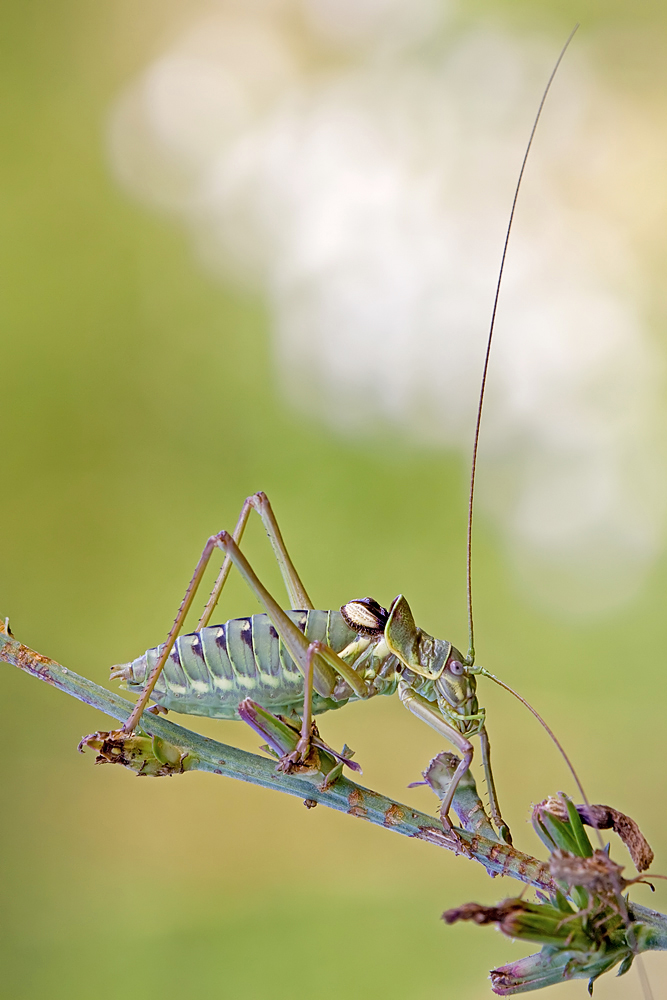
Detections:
[480, 725, 512, 844]
[275, 639, 319, 770]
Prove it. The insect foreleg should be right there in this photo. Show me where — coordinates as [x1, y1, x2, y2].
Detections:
[479, 726, 511, 845]
[198, 491, 314, 629]
[397, 682, 473, 848]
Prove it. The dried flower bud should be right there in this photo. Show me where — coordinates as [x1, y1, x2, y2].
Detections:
[550, 849, 626, 896]
[443, 899, 591, 950]
[576, 804, 654, 872]
[78, 729, 193, 776]
[532, 794, 593, 858]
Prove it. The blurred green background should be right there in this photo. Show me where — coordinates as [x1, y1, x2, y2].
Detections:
[2, 2, 667, 998]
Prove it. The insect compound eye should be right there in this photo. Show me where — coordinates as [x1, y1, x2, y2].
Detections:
[340, 597, 390, 636]
[448, 659, 464, 676]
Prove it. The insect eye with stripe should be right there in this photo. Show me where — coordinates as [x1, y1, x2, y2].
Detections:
[340, 598, 389, 636]
[448, 659, 464, 676]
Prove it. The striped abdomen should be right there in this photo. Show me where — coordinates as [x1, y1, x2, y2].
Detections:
[111, 610, 360, 720]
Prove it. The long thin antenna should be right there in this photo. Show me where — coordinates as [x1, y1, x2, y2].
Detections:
[480, 668, 590, 808]
[465, 24, 579, 665]
[483, 666, 654, 1000]
[463, 41, 654, 999]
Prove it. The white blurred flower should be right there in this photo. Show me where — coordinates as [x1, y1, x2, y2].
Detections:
[108, 1, 667, 616]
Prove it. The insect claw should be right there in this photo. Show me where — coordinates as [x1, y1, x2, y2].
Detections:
[445, 827, 475, 860]
[275, 746, 321, 776]
[440, 805, 475, 858]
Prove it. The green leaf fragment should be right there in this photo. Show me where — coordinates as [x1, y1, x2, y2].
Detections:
[565, 796, 594, 858]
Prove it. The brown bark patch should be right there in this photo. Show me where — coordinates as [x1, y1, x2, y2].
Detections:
[347, 787, 368, 818]
[383, 803, 405, 827]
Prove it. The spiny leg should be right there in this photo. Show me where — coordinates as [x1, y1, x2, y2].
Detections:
[196, 499, 252, 629]
[297, 642, 317, 758]
[250, 492, 314, 611]
[123, 526, 326, 735]
[123, 533, 225, 733]
[198, 492, 313, 629]
[287, 640, 359, 772]
[398, 682, 474, 854]
[480, 725, 512, 845]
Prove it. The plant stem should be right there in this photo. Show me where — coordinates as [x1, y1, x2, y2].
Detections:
[2, 621, 665, 947]
[1, 626, 552, 886]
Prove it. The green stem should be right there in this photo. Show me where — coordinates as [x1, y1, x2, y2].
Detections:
[630, 901, 667, 951]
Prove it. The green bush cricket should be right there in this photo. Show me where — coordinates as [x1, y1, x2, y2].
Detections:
[113, 27, 590, 853]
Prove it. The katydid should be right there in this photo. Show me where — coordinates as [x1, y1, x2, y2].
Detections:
[114, 27, 589, 850]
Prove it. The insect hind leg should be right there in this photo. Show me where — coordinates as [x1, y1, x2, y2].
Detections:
[214, 532, 368, 701]
[123, 524, 368, 752]
[198, 492, 314, 629]
[123, 531, 227, 733]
